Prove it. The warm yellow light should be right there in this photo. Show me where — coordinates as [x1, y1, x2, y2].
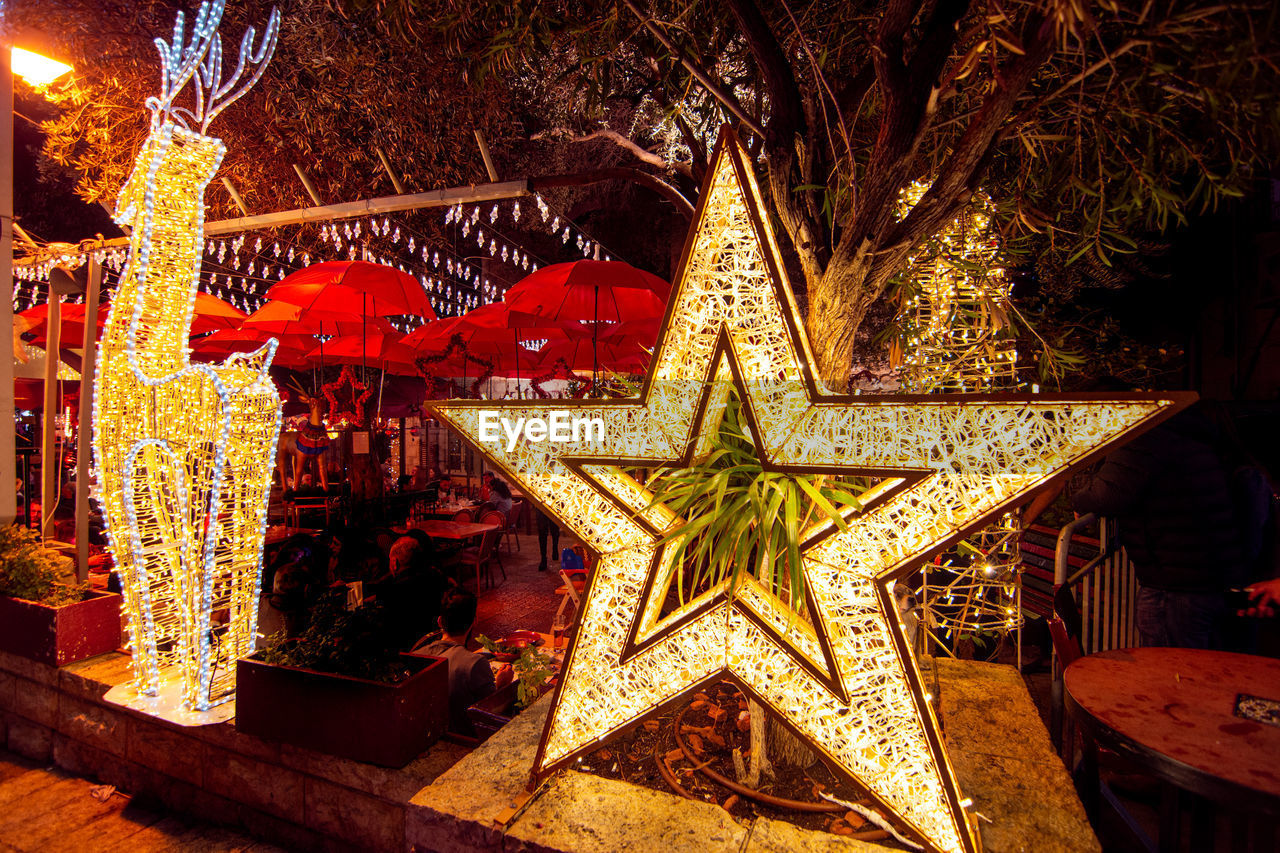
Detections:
[431, 128, 1192, 852]
[11, 47, 72, 87]
[93, 2, 281, 716]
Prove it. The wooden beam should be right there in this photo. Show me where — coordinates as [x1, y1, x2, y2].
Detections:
[221, 177, 250, 216]
[474, 130, 500, 182]
[14, 178, 542, 263]
[375, 147, 407, 195]
[292, 164, 326, 206]
[202, 180, 530, 236]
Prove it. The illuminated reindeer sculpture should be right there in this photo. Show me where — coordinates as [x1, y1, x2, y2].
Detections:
[94, 1, 282, 713]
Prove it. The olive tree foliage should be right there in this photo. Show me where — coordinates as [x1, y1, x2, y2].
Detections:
[356, 0, 1279, 386]
[16, 0, 515, 222]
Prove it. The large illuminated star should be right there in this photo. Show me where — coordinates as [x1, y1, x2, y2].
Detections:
[429, 129, 1190, 853]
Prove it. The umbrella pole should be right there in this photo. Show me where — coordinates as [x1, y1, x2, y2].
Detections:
[593, 283, 600, 390]
[376, 359, 385, 421]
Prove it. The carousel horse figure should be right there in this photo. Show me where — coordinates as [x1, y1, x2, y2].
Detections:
[277, 379, 331, 492]
[93, 0, 282, 712]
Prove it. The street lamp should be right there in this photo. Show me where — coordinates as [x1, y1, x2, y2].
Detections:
[11, 47, 72, 87]
[3, 43, 74, 528]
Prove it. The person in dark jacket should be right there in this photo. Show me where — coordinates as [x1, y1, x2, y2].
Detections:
[1072, 404, 1243, 649]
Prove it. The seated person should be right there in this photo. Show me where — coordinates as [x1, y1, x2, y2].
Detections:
[379, 535, 451, 648]
[483, 476, 514, 517]
[412, 588, 512, 736]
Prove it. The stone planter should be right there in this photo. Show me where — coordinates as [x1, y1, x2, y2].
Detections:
[235, 652, 449, 767]
[0, 590, 122, 667]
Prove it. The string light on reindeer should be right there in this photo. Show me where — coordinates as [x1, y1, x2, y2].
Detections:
[95, 0, 282, 720]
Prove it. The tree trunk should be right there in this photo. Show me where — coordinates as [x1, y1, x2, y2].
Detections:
[803, 254, 884, 389]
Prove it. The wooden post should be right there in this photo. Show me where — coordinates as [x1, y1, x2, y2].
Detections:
[474, 130, 499, 182]
[40, 292, 61, 541]
[75, 258, 102, 580]
[375, 147, 407, 195]
[221, 176, 250, 216]
[292, 164, 326, 206]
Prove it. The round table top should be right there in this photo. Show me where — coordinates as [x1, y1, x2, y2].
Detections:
[1065, 647, 1280, 804]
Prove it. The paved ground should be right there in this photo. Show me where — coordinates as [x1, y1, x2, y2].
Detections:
[0, 750, 285, 853]
[472, 527, 575, 642]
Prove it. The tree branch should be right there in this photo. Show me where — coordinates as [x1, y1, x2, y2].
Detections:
[872, 13, 1058, 282]
[529, 167, 695, 218]
[532, 127, 694, 178]
[618, 0, 766, 138]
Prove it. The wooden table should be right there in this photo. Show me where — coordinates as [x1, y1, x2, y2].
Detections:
[409, 520, 500, 541]
[263, 526, 321, 548]
[1065, 647, 1280, 848]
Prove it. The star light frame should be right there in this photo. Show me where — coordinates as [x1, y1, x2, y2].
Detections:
[429, 127, 1191, 853]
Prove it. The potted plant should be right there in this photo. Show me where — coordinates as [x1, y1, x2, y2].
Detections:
[467, 636, 556, 741]
[0, 525, 121, 667]
[235, 593, 449, 767]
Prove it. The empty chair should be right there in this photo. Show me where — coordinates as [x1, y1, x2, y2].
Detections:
[478, 510, 508, 585]
[504, 500, 523, 553]
[452, 509, 474, 523]
[454, 527, 501, 592]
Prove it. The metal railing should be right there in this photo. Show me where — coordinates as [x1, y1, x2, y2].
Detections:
[1050, 513, 1138, 755]
[1054, 514, 1139, 654]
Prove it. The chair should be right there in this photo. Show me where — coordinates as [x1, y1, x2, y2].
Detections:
[285, 494, 330, 527]
[552, 546, 591, 633]
[452, 509, 474, 523]
[1052, 582, 1157, 852]
[504, 500, 523, 553]
[454, 528, 501, 592]
[478, 510, 508, 585]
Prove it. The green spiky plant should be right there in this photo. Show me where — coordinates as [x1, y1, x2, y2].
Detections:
[642, 388, 873, 788]
[645, 390, 871, 615]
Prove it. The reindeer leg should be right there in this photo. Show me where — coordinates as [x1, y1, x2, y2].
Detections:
[121, 439, 191, 696]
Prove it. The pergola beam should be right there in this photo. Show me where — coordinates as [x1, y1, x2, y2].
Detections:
[203, 179, 530, 236]
[14, 167, 690, 264]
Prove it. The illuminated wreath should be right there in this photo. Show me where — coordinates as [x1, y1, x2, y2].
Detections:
[322, 365, 374, 428]
[414, 332, 494, 398]
[530, 357, 593, 399]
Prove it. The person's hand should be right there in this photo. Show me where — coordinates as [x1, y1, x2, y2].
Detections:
[493, 662, 514, 688]
[1242, 579, 1280, 618]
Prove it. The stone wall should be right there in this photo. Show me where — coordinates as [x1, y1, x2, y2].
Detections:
[0, 649, 467, 852]
[0, 648, 1098, 853]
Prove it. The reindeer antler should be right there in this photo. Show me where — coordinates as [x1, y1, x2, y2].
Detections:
[147, 1, 281, 133]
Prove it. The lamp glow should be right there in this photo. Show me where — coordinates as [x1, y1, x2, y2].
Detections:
[11, 47, 72, 87]
[430, 132, 1189, 853]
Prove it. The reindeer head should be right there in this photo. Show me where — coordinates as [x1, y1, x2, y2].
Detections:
[115, 1, 280, 225]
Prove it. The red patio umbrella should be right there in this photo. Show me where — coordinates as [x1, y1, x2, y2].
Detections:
[19, 292, 246, 347]
[240, 300, 393, 338]
[503, 260, 667, 327]
[302, 330, 407, 365]
[502, 261, 667, 382]
[190, 329, 315, 369]
[536, 338, 651, 373]
[268, 260, 436, 319]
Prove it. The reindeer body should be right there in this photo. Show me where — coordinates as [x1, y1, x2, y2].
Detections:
[93, 1, 281, 711]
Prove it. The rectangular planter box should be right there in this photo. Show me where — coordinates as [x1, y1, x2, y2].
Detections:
[235, 652, 449, 767]
[0, 590, 122, 667]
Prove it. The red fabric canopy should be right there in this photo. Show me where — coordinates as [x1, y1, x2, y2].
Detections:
[268, 260, 436, 319]
[503, 260, 668, 327]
